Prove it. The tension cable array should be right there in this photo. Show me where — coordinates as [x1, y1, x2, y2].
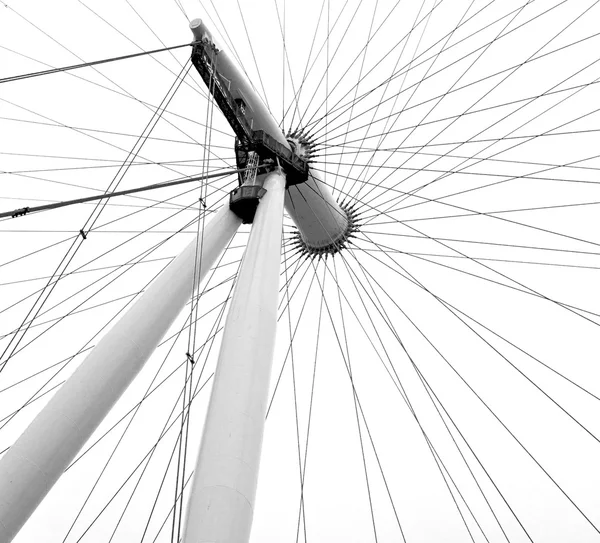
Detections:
[0, 42, 198, 85]
[1, 166, 268, 219]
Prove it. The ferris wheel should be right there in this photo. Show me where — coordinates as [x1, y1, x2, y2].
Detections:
[0, 1, 599, 542]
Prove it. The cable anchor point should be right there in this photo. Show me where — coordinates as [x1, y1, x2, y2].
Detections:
[11, 207, 29, 218]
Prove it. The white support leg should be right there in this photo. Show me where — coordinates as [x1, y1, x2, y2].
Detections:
[182, 169, 286, 543]
[0, 205, 242, 543]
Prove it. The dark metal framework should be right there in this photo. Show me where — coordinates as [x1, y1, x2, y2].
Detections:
[190, 43, 309, 188]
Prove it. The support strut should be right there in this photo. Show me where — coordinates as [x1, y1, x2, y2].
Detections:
[182, 169, 286, 543]
[0, 205, 242, 543]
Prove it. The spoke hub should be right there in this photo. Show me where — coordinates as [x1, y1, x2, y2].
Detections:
[289, 201, 361, 258]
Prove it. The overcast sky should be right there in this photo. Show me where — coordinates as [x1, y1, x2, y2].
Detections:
[1, 0, 600, 542]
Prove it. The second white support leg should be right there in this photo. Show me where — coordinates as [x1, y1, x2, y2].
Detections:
[182, 169, 286, 543]
[0, 205, 241, 543]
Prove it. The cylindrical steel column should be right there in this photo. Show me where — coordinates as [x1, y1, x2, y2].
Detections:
[0, 205, 242, 543]
[182, 169, 286, 543]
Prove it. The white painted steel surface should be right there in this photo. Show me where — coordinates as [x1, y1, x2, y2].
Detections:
[0, 205, 242, 543]
[190, 19, 348, 250]
[182, 170, 286, 543]
[285, 171, 348, 249]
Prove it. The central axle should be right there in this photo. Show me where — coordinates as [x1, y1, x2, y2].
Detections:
[190, 18, 354, 253]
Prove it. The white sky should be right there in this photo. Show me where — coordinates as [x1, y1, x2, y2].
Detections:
[1, 0, 600, 542]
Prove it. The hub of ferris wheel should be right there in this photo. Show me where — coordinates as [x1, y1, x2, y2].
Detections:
[189, 18, 360, 256]
[284, 131, 360, 258]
